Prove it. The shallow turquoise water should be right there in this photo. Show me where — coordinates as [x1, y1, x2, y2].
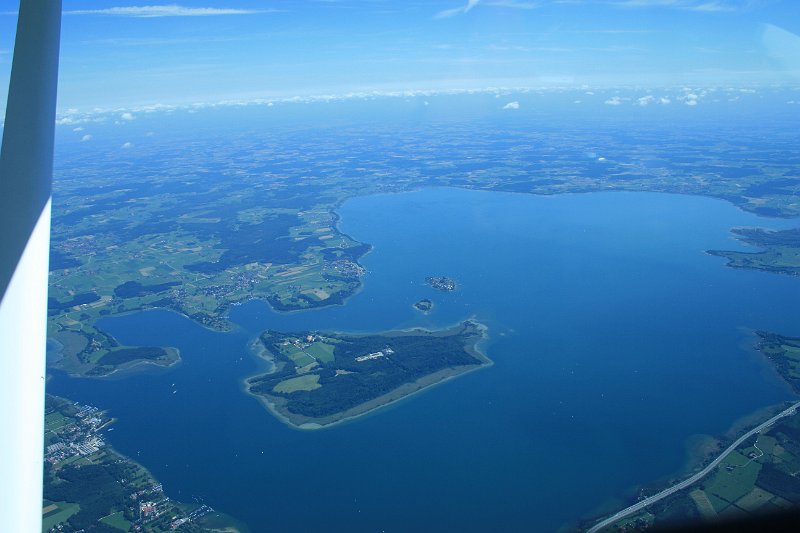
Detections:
[48, 188, 799, 532]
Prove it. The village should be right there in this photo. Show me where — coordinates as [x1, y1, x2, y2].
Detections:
[44, 396, 219, 532]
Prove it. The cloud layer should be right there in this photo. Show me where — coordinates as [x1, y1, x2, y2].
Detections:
[65, 5, 265, 17]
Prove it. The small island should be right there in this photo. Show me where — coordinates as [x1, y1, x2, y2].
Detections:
[245, 320, 490, 429]
[48, 327, 181, 378]
[413, 299, 433, 313]
[426, 276, 456, 291]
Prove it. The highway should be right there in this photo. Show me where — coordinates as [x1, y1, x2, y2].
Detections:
[586, 401, 800, 533]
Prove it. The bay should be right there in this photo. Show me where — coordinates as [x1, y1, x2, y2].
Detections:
[48, 187, 799, 532]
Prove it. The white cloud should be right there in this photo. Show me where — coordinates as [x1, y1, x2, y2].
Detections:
[73, 127, 84, 132]
[52, 85, 765, 126]
[65, 5, 266, 17]
[81, 134, 93, 142]
[689, 1, 738, 12]
[637, 95, 655, 106]
[120, 112, 135, 121]
[675, 89, 704, 106]
[121, 142, 134, 149]
[56, 117, 88, 126]
[436, 0, 480, 19]
[503, 101, 520, 109]
[485, 0, 539, 9]
[611, 0, 740, 12]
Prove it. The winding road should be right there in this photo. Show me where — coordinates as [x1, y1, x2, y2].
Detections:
[587, 401, 800, 533]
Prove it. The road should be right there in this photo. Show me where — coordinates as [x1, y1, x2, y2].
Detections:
[586, 401, 800, 533]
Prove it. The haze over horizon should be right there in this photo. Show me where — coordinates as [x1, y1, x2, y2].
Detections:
[1, 0, 800, 114]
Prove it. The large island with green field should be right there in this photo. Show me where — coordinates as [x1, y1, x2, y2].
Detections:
[246, 320, 490, 429]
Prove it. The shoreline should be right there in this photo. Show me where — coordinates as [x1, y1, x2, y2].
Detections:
[578, 401, 800, 532]
[584, 399, 800, 533]
[244, 320, 491, 430]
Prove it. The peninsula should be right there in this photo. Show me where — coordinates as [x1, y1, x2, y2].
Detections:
[246, 320, 490, 429]
[707, 227, 800, 277]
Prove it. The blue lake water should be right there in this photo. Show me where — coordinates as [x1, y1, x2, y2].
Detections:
[47, 187, 799, 532]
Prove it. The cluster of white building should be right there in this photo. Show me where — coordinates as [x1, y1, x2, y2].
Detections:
[355, 346, 395, 362]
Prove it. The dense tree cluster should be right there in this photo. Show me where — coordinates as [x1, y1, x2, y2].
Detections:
[113, 280, 181, 298]
[44, 462, 129, 531]
[97, 346, 167, 366]
[48, 292, 101, 313]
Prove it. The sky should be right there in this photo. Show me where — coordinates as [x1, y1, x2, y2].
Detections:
[1, 0, 800, 113]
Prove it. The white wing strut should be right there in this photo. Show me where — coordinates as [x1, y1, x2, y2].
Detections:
[0, 1, 62, 531]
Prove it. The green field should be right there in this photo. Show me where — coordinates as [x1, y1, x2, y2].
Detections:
[704, 491, 731, 514]
[42, 501, 80, 531]
[736, 487, 776, 512]
[305, 341, 336, 363]
[100, 511, 132, 531]
[45, 411, 72, 432]
[288, 352, 317, 368]
[705, 452, 762, 504]
[273, 374, 322, 393]
[688, 490, 717, 519]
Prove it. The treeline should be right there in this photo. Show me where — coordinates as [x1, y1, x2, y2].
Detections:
[48, 292, 100, 313]
[266, 288, 351, 311]
[756, 331, 800, 394]
[97, 346, 167, 366]
[733, 227, 800, 247]
[46, 393, 78, 417]
[320, 243, 371, 263]
[113, 280, 180, 298]
[756, 462, 800, 501]
[185, 213, 320, 274]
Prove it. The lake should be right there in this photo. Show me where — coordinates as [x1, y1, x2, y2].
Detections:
[47, 187, 799, 532]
